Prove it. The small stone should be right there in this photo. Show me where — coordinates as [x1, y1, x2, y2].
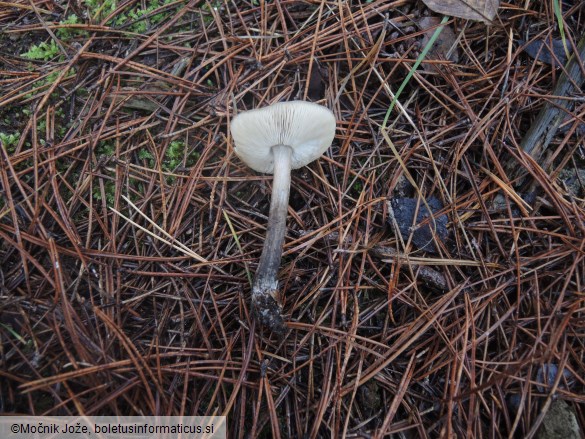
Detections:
[521, 38, 569, 67]
[536, 363, 574, 393]
[536, 400, 581, 439]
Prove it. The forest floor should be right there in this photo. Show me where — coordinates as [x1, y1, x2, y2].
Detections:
[1, 1, 584, 437]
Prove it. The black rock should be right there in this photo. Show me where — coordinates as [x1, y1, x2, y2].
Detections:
[520, 38, 569, 67]
[387, 197, 449, 253]
[536, 363, 575, 393]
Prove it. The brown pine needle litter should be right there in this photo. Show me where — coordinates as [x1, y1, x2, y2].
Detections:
[1, 1, 584, 437]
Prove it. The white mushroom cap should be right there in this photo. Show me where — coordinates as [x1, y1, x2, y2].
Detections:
[230, 101, 336, 173]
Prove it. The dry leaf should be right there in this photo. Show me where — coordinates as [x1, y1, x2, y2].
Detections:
[422, 0, 499, 24]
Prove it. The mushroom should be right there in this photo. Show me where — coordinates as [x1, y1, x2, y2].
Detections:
[230, 101, 336, 335]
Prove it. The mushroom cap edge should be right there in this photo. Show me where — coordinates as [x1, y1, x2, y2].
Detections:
[230, 100, 336, 174]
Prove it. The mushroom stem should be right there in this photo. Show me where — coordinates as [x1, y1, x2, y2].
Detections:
[252, 144, 292, 334]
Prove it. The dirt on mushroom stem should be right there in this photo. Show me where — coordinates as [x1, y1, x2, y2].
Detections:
[251, 144, 292, 336]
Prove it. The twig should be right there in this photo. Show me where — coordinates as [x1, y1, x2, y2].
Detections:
[508, 30, 585, 186]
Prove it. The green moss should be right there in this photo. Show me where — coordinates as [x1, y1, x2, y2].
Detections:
[93, 180, 116, 205]
[85, 0, 180, 32]
[37, 119, 46, 134]
[199, 0, 222, 25]
[85, 0, 117, 20]
[24, 69, 76, 101]
[139, 140, 199, 183]
[165, 140, 185, 170]
[96, 140, 115, 157]
[0, 132, 21, 153]
[165, 140, 200, 170]
[21, 40, 61, 61]
[57, 14, 89, 39]
[138, 148, 154, 161]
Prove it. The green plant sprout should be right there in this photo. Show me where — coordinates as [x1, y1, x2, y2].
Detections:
[381, 15, 449, 130]
[553, 0, 570, 61]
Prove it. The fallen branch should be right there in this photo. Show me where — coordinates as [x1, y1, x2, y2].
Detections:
[508, 31, 585, 186]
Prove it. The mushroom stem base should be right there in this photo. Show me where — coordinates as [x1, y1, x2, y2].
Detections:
[251, 287, 285, 336]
